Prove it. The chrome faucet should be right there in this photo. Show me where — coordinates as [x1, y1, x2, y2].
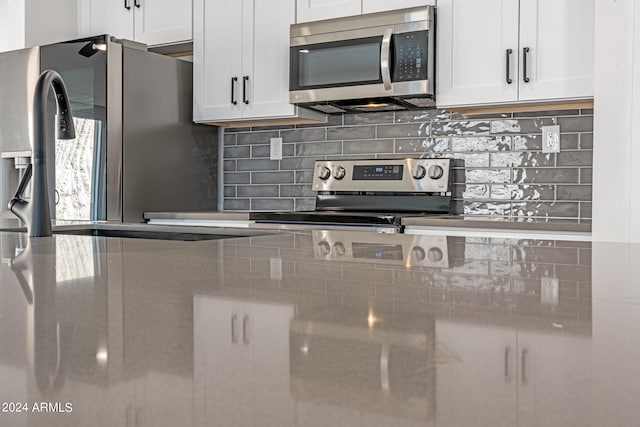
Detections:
[9, 70, 76, 238]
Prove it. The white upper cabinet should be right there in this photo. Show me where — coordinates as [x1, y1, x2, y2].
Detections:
[518, 0, 595, 102]
[296, 0, 361, 23]
[194, 0, 325, 124]
[1, 0, 78, 52]
[77, 0, 192, 46]
[193, 0, 243, 121]
[437, 0, 595, 108]
[296, 0, 431, 23]
[437, 0, 519, 107]
[362, 0, 430, 14]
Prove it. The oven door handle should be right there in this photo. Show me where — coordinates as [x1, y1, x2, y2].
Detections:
[381, 28, 393, 91]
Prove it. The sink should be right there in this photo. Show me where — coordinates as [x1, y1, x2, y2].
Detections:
[52, 228, 255, 241]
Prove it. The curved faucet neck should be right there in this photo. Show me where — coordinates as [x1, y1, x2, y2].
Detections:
[10, 70, 76, 238]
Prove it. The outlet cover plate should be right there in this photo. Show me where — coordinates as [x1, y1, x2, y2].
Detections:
[542, 125, 560, 153]
[270, 137, 283, 160]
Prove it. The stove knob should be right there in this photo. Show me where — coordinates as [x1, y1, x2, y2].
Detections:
[317, 166, 331, 180]
[427, 247, 444, 262]
[428, 165, 444, 180]
[332, 242, 346, 257]
[411, 246, 426, 262]
[317, 241, 331, 256]
[333, 166, 346, 180]
[412, 165, 426, 180]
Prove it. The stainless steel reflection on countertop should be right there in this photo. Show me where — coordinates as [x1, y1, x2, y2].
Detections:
[0, 228, 638, 426]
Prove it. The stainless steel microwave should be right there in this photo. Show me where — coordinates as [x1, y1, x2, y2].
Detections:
[289, 6, 435, 114]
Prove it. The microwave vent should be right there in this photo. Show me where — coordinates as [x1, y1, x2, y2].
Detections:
[310, 104, 348, 114]
[404, 97, 437, 108]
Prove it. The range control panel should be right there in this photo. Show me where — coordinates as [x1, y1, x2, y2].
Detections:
[312, 230, 450, 268]
[312, 158, 451, 193]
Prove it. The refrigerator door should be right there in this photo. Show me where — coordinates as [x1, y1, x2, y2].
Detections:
[121, 47, 218, 222]
[39, 36, 117, 221]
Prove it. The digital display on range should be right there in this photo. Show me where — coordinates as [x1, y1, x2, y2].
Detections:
[352, 243, 404, 260]
[353, 164, 404, 180]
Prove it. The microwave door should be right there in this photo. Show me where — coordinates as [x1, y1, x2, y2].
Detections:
[290, 35, 384, 92]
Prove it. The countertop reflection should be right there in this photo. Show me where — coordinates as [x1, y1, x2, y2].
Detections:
[0, 229, 636, 426]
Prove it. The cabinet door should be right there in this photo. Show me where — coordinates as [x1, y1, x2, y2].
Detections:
[296, 0, 361, 23]
[77, 0, 133, 40]
[193, 0, 242, 122]
[362, 0, 428, 14]
[242, 0, 296, 119]
[133, 0, 192, 46]
[243, 301, 295, 427]
[518, 0, 594, 101]
[436, 0, 519, 107]
[194, 297, 247, 427]
[516, 331, 592, 427]
[435, 321, 518, 427]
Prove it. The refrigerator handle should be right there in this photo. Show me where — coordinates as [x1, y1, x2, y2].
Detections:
[124, 0, 131, 10]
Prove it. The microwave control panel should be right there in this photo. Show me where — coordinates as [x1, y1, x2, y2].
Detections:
[393, 31, 428, 82]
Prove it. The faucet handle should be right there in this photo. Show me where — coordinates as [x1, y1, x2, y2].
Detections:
[10, 163, 32, 208]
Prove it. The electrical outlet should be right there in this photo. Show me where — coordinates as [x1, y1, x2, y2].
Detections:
[541, 277, 559, 306]
[270, 257, 282, 280]
[270, 137, 283, 160]
[542, 125, 560, 153]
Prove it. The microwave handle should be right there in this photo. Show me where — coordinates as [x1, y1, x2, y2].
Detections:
[381, 28, 393, 91]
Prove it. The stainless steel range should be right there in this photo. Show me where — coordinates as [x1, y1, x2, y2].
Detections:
[249, 158, 454, 233]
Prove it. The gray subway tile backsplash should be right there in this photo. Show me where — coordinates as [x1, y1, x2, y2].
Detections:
[251, 171, 295, 184]
[514, 168, 580, 184]
[281, 128, 325, 143]
[250, 198, 294, 211]
[580, 133, 593, 149]
[236, 185, 279, 198]
[558, 116, 594, 132]
[433, 120, 491, 136]
[377, 123, 430, 138]
[344, 111, 395, 125]
[224, 172, 250, 184]
[221, 108, 593, 219]
[327, 125, 376, 141]
[343, 139, 394, 154]
[557, 185, 593, 201]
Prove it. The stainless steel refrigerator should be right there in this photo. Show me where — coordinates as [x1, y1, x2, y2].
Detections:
[0, 35, 218, 223]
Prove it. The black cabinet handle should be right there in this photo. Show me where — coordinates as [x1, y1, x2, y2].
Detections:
[523, 47, 530, 83]
[134, 0, 141, 8]
[231, 77, 238, 105]
[504, 346, 512, 382]
[242, 76, 249, 105]
[124, 0, 131, 10]
[521, 349, 528, 385]
[505, 49, 513, 84]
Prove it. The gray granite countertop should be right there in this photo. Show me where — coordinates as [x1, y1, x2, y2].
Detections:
[0, 226, 636, 426]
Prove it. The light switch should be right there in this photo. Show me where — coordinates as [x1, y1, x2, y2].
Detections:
[270, 137, 283, 160]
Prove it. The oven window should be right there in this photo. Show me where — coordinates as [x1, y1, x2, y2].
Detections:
[291, 36, 382, 90]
